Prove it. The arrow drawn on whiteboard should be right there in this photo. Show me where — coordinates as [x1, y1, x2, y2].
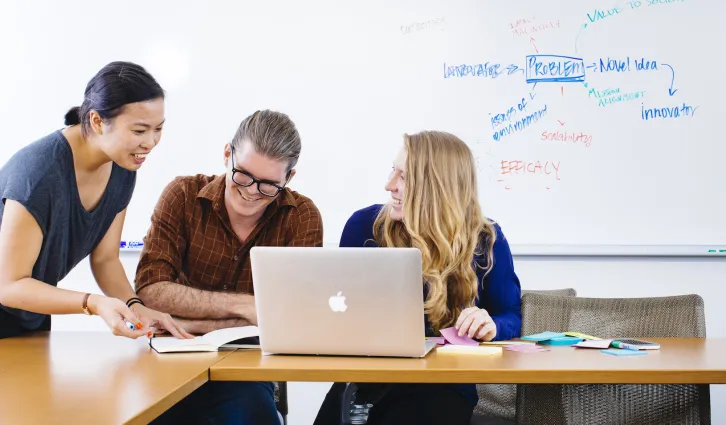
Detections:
[662, 63, 678, 96]
[574, 23, 587, 53]
[530, 37, 539, 53]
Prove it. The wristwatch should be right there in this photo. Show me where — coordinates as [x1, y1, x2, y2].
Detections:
[82, 293, 92, 315]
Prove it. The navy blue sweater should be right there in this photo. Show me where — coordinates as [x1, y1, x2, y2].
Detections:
[339, 204, 523, 405]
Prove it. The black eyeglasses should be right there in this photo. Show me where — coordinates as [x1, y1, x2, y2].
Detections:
[229, 146, 287, 197]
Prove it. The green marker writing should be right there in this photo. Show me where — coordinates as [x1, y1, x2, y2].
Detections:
[708, 249, 717, 252]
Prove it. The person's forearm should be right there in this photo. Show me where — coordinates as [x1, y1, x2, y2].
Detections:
[174, 317, 253, 335]
[138, 281, 255, 321]
[90, 258, 137, 303]
[0, 278, 98, 315]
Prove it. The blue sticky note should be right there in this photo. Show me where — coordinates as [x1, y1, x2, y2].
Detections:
[521, 331, 566, 342]
[601, 348, 647, 356]
[539, 336, 583, 346]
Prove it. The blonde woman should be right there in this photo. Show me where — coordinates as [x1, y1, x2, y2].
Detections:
[314, 131, 521, 425]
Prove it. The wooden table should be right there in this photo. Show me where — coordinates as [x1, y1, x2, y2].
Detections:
[3, 335, 725, 424]
[210, 338, 726, 384]
[0, 332, 232, 425]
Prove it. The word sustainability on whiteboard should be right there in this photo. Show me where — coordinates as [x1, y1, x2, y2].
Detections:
[443, 0, 693, 192]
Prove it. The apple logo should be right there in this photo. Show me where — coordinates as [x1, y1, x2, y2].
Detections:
[328, 291, 348, 312]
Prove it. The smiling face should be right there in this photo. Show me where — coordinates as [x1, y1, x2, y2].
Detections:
[385, 146, 407, 221]
[223, 140, 295, 223]
[90, 98, 165, 170]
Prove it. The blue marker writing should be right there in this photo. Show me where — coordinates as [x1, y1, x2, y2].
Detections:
[120, 241, 144, 249]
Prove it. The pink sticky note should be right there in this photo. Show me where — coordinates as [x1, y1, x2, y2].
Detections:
[439, 327, 480, 346]
[505, 344, 549, 353]
[427, 337, 446, 345]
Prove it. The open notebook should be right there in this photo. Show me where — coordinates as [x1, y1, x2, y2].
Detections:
[150, 326, 260, 353]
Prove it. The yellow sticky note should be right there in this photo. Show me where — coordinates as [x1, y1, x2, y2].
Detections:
[565, 332, 601, 340]
[436, 345, 502, 355]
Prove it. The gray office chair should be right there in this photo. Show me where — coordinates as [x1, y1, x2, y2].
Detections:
[471, 288, 577, 425]
[515, 293, 710, 425]
[274, 381, 288, 424]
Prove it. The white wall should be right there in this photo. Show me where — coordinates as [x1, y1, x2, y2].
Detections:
[54, 253, 726, 425]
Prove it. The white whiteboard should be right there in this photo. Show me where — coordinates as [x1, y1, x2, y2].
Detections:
[0, 0, 724, 256]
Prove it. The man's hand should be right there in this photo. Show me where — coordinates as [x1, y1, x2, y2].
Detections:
[232, 295, 257, 326]
[455, 307, 497, 341]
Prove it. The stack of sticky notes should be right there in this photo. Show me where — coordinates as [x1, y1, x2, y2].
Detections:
[521, 331, 584, 346]
[569, 336, 651, 356]
[433, 327, 502, 355]
[504, 344, 549, 353]
[436, 345, 502, 355]
[572, 339, 612, 349]
[563, 332, 601, 340]
[600, 348, 648, 356]
[438, 327, 481, 346]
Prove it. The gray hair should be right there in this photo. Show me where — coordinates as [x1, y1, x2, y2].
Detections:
[232, 110, 301, 172]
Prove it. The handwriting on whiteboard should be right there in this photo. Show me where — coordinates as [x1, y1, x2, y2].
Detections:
[443, 62, 522, 79]
[450, 0, 693, 191]
[526, 55, 585, 83]
[587, 0, 684, 27]
[641, 102, 698, 120]
[541, 130, 592, 147]
[490, 93, 536, 129]
[586, 57, 659, 74]
[510, 18, 561, 38]
[493, 105, 548, 142]
[588, 87, 646, 107]
[500, 160, 560, 180]
[587, 7, 623, 24]
[400, 17, 446, 35]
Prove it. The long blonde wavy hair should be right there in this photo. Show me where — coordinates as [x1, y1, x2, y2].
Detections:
[373, 131, 497, 333]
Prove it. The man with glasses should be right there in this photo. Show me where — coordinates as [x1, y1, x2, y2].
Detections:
[134, 110, 322, 425]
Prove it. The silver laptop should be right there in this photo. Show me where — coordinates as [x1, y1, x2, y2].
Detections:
[250, 246, 437, 358]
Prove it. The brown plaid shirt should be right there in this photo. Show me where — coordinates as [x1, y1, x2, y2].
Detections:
[134, 174, 323, 294]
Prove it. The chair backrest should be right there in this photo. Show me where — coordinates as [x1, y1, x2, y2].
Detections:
[473, 288, 577, 423]
[274, 381, 288, 423]
[520, 293, 705, 338]
[522, 288, 578, 297]
[516, 293, 709, 425]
